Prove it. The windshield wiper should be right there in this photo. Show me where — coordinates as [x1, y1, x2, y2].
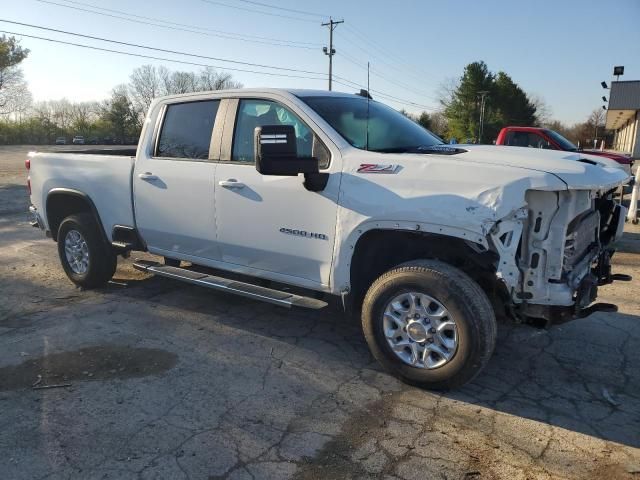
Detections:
[371, 145, 467, 155]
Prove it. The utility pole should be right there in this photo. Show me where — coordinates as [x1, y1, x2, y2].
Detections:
[322, 17, 344, 91]
[477, 90, 489, 143]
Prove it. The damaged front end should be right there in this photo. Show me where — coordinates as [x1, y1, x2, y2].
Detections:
[489, 188, 629, 327]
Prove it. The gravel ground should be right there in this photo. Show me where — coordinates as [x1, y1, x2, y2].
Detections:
[1, 145, 639, 479]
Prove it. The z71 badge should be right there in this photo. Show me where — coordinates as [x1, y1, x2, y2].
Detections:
[280, 228, 328, 240]
[357, 164, 400, 174]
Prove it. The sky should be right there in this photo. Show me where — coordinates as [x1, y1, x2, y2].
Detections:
[1, 0, 639, 124]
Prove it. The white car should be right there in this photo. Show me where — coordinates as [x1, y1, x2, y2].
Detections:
[72, 135, 85, 145]
[26, 89, 630, 389]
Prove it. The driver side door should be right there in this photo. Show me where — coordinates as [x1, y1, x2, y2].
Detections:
[213, 97, 340, 287]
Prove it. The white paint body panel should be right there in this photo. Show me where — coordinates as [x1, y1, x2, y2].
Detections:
[28, 152, 135, 240]
[28, 88, 630, 304]
[133, 156, 220, 261]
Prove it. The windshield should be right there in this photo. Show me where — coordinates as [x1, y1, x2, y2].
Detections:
[300, 95, 443, 152]
[545, 129, 577, 151]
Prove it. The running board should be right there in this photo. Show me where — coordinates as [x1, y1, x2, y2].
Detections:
[132, 260, 328, 310]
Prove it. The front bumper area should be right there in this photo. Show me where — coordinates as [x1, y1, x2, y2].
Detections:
[518, 249, 630, 326]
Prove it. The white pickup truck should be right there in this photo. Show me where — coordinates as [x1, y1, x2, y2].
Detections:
[26, 88, 630, 389]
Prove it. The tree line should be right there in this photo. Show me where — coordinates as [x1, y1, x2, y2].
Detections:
[0, 36, 242, 145]
[0, 65, 242, 145]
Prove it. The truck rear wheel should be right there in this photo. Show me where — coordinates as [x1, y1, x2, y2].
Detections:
[361, 260, 496, 390]
[57, 213, 117, 288]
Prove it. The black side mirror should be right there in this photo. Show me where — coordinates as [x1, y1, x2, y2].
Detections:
[254, 125, 319, 176]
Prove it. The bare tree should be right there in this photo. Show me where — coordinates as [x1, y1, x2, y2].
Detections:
[429, 111, 449, 138]
[156, 68, 196, 95]
[156, 66, 172, 96]
[530, 94, 552, 126]
[127, 64, 243, 123]
[172, 71, 199, 94]
[199, 67, 242, 90]
[0, 76, 32, 120]
[437, 77, 459, 109]
[588, 108, 605, 128]
[70, 101, 100, 135]
[50, 99, 73, 131]
[129, 65, 161, 121]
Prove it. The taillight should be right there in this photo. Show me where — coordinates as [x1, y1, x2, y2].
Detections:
[26, 158, 31, 195]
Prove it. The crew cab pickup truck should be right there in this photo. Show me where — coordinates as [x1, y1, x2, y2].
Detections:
[496, 126, 633, 175]
[27, 89, 630, 390]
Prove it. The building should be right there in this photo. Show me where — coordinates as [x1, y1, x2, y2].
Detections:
[605, 80, 640, 159]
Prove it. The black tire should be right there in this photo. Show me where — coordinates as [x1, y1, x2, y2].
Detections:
[57, 213, 117, 288]
[361, 259, 497, 390]
[164, 257, 181, 267]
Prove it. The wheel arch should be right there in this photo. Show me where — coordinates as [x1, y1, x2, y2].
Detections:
[46, 188, 108, 244]
[342, 225, 499, 312]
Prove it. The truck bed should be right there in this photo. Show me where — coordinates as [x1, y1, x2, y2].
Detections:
[29, 150, 136, 241]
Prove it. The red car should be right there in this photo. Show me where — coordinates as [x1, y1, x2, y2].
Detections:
[496, 126, 632, 174]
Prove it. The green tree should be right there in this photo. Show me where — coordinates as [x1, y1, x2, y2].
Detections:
[491, 72, 536, 130]
[443, 61, 538, 143]
[0, 35, 28, 70]
[443, 61, 494, 142]
[103, 86, 138, 143]
[0, 35, 30, 115]
[416, 111, 431, 130]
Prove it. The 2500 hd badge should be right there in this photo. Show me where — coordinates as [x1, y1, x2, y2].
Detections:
[279, 227, 328, 240]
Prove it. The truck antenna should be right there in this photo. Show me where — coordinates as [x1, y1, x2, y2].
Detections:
[366, 61, 370, 151]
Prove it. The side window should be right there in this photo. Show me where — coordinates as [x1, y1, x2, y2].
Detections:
[156, 100, 220, 159]
[231, 99, 316, 164]
[508, 131, 551, 149]
[528, 133, 551, 149]
[510, 131, 529, 147]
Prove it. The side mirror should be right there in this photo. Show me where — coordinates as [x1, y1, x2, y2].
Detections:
[254, 125, 319, 176]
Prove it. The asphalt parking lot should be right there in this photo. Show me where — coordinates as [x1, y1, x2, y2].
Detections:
[1, 145, 639, 479]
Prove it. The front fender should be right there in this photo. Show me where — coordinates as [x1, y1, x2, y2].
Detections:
[331, 219, 490, 294]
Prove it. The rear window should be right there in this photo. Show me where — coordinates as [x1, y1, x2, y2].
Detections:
[156, 100, 220, 159]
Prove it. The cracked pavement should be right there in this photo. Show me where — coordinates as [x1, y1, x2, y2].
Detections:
[1, 146, 639, 479]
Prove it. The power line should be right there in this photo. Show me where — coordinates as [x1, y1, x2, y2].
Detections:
[3, 27, 433, 110]
[339, 29, 428, 86]
[36, 0, 320, 49]
[57, 0, 321, 45]
[336, 36, 439, 104]
[343, 24, 430, 79]
[229, 0, 327, 18]
[199, 0, 319, 23]
[332, 77, 435, 110]
[0, 29, 329, 81]
[338, 49, 436, 100]
[0, 20, 326, 76]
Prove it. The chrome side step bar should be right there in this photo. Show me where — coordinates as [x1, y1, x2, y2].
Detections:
[132, 260, 328, 310]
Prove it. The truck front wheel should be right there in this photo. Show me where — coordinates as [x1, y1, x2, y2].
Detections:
[361, 260, 497, 390]
[57, 213, 117, 288]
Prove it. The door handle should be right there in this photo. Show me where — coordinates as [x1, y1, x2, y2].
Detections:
[138, 172, 158, 181]
[219, 179, 245, 189]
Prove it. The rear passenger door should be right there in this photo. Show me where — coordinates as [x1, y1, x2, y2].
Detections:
[134, 98, 223, 261]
